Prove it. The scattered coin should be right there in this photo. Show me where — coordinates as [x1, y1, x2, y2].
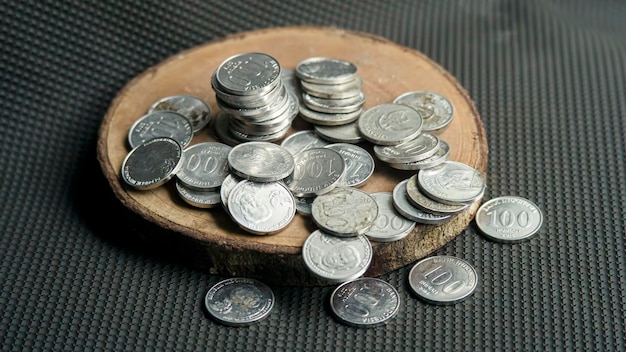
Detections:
[219, 173, 243, 213]
[227, 180, 296, 235]
[148, 94, 212, 133]
[284, 148, 345, 197]
[417, 161, 485, 205]
[314, 120, 363, 143]
[393, 90, 454, 132]
[280, 130, 330, 156]
[127, 110, 193, 149]
[358, 103, 423, 146]
[227, 142, 295, 182]
[311, 187, 379, 237]
[408, 255, 478, 305]
[365, 192, 416, 242]
[175, 179, 222, 208]
[330, 277, 400, 327]
[324, 143, 375, 188]
[373, 132, 440, 164]
[176, 142, 232, 191]
[475, 196, 543, 242]
[406, 174, 468, 216]
[388, 140, 450, 170]
[301, 229, 372, 283]
[392, 180, 452, 224]
[120, 137, 183, 190]
[204, 277, 274, 326]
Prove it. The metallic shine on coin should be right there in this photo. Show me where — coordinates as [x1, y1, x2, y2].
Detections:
[365, 192, 416, 242]
[330, 277, 400, 328]
[475, 196, 543, 242]
[176, 142, 232, 191]
[204, 277, 274, 326]
[227, 142, 295, 182]
[311, 187, 379, 237]
[417, 161, 486, 205]
[127, 110, 193, 149]
[324, 143, 375, 188]
[357, 103, 423, 146]
[284, 148, 346, 197]
[408, 255, 478, 305]
[148, 94, 212, 133]
[120, 137, 183, 190]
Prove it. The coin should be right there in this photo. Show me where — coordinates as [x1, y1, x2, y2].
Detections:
[219, 173, 243, 212]
[357, 104, 423, 145]
[294, 195, 316, 216]
[148, 94, 211, 133]
[127, 110, 193, 149]
[365, 192, 416, 242]
[311, 187, 378, 237]
[299, 104, 362, 126]
[388, 140, 450, 170]
[408, 256, 478, 305]
[406, 175, 468, 216]
[475, 196, 543, 242]
[214, 110, 241, 147]
[280, 130, 330, 156]
[227, 142, 295, 182]
[417, 161, 485, 205]
[284, 148, 345, 197]
[314, 120, 363, 143]
[214, 52, 281, 96]
[392, 180, 452, 224]
[325, 143, 375, 188]
[204, 277, 274, 326]
[176, 142, 232, 191]
[296, 57, 358, 85]
[300, 76, 363, 99]
[120, 137, 183, 190]
[330, 277, 400, 327]
[301, 229, 372, 283]
[373, 132, 440, 163]
[175, 179, 222, 208]
[393, 90, 454, 132]
[227, 180, 296, 235]
[302, 92, 365, 114]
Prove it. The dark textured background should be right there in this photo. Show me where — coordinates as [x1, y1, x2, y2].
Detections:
[1, 0, 625, 351]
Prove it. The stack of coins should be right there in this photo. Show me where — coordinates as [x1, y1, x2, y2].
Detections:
[295, 57, 366, 143]
[212, 52, 298, 144]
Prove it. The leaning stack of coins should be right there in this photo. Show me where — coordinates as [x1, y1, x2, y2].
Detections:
[295, 57, 366, 143]
[212, 52, 298, 144]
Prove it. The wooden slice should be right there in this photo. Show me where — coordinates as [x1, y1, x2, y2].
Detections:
[97, 26, 488, 286]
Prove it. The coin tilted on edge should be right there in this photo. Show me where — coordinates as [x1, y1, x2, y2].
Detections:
[330, 277, 400, 328]
[408, 255, 478, 305]
[127, 110, 193, 150]
[120, 137, 183, 191]
[204, 277, 275, 326]
[417, 160, 485, 205]
[475, 196, 543, 243]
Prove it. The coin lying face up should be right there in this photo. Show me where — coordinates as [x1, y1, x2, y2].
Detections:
[475, 196, 543, 243]
[227, 141, 295, 182]
[148, 94, 212, 133]
[120, 137, 183, 191]
[311, 187, 379, 237]
[330, 277, 400, 327]
[408, 255, 478, 305]
[204, 277, 274, 326]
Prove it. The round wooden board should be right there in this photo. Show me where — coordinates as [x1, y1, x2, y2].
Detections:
[97, 26, 487, 286]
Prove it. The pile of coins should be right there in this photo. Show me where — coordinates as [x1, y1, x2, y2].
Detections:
[212, 52, 299, 144]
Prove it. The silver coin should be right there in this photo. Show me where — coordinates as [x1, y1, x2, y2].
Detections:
[204, 277, 274, 326]
[218, 85, 289, 119]
[280, 130, 330, 156]
[148, 94, 211, 133]
[314, 120, 363, 143]
[229, 123, 291, 144]
[175, 179, 222, 208]
[357, 104, 423, 146]
[227, 180, 296, 235]
[373, 132, 440, 163]
[214, 52, 281, 96]
[330, 277, 400, 327]
[294, 195, 316, 216]
[311, 187, 378, 237]
[392, 180, 451, 224]
[176, 142, 231, 191]
[417, 161, 486, 205]
[388, 140, 450, 170]
[220, 173, 243, 212]
[300, 76, 363, 99]
[212, 71, 284, 108]
[127, 110, 193, 149]
[227, 142, 295, 182]
[284, 148, 345, 197]
[325, 143, 375, 188]
[302, 92, 365, 114]
[408, 255, 478, 305]
[120, 137, 183, 190]
[214, 111, 242, 147]
[281, 68, 301, 99]
[296, 57, 358, 85]
[475, 196, 543, 242]
[302, 229, 372, 283]
[299, 104, 362, 126]
[365, 192, 416, 242]
[394, 91, 454, 132]
[406, 175, 468, 216]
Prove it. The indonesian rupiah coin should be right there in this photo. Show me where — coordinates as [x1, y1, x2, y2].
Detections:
[393, 90, 454, 132]
[373, 133, 440, 163]
[302, 229, 372, 283]
[127, 110, 193, 149]
[214, 52, 281, 96]
[314, 120, 363, 143]
[330, 277, 400, 327]
[365, 192, 416, 242]
[357, 103, 423, 146]
[475, 196, 543, 242]
[284, 148, 345, 197]
[175, 179, 222, 209]
[388, 140, 450, 170]
[204, 277, 274, 326]
[176, 142, 232, 191]
[392, 180, 452, 224]
[311, 187, 378, 237]
[417, 161, 485, 205]
[408, 255, 478, 305]
[406, 174, 468, 216]
[280, 130, 330, 156]
[227, 141, 295, 182]
[324, 143, 375, 188]
[148, 94, 212, 133]
[120, 137, 183, 190]
[296, 57, 358, 85]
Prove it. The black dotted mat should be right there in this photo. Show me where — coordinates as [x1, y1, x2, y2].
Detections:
[1, 1, 625, 351]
